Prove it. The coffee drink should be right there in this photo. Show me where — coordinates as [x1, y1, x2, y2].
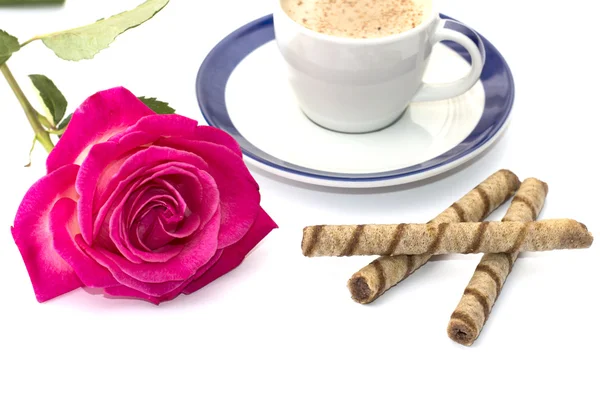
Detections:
[281, 0, 429, 39]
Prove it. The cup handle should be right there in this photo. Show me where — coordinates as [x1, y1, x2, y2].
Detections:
[412, 19, 486, 102]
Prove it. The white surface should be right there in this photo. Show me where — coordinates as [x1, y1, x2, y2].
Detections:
[0, 1, 598, 395]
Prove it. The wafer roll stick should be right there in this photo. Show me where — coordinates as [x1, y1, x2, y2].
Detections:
[345, 170, 520, 304]
[448, 178, 548, 346]
[301, 219, 592, 257]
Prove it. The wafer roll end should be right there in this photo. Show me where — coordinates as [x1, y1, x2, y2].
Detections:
[348, 274, 377, 304]
[302, 225, 323, 257]
[555, 220, 594, 249]
[495, 169, 521, 201]
[447, 316, 479, 346]
[578, 222, 594, 248]
[527, 177, 549, 197]
[499, 169, 521, 189]
[541, 180, 549, 196]
[347, 261, 386, 304]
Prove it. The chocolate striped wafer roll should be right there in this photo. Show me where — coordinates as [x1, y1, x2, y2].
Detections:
[345, 170, 520, 304]
[301, 219, 593, 256]
[448, 178, 548, 346]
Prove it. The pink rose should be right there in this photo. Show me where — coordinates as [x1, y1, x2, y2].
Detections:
[12, 87, 277, 304]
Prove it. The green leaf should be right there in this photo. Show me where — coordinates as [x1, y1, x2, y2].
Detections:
[38, 0, 169, 61]
[57, 113, 72, 130]
[0, 30, 20, 65]
[29, 74, 67, 124]
[138, 96, 175, 114]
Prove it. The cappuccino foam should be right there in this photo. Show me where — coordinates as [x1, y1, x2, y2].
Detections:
[282, 0, 428, 39]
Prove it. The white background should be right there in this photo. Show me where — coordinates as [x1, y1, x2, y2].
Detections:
[1, 1, 599, 394]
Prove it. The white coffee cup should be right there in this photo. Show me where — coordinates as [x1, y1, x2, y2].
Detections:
[273, 0, 485, 133]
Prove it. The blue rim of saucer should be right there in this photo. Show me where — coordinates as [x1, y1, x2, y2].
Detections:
[196, 14, 514, 183]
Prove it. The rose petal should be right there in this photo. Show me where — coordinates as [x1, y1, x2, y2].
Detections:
[86, 116, 228, 215]
[99, 209, 220, 283]
[104, 250, 224, 305]
[133, 209, 201, 250]
[81, 145, 209, 244]
[157, 139, 260, 248]
[76, 114, 200, 215]
[50, 198, 118, 288]
[47, 87, 154, 173]
[160, 213, 201, 239]
[11, 164, 82, 302]
[89, 114, 200, 202]
[134, 206, 175, 250]
[128, 182, 185, 228]
[159, 169, 219, 230]
[184, 208, 277, 295]
[110, 114, 200, 143]
[195, 125, 242, 157]
[122, 185, 180, 256]
[108, 165, 211, 263]
[82, 114, 201, 213]
[76, 236, 185, 297]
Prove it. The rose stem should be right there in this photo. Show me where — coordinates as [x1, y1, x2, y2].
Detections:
[1, 62, 54, 153]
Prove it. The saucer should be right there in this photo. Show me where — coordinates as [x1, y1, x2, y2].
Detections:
[196, 15, 514, 188]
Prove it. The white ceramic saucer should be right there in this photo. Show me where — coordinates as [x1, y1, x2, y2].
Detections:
[196, 15, 514, 188]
